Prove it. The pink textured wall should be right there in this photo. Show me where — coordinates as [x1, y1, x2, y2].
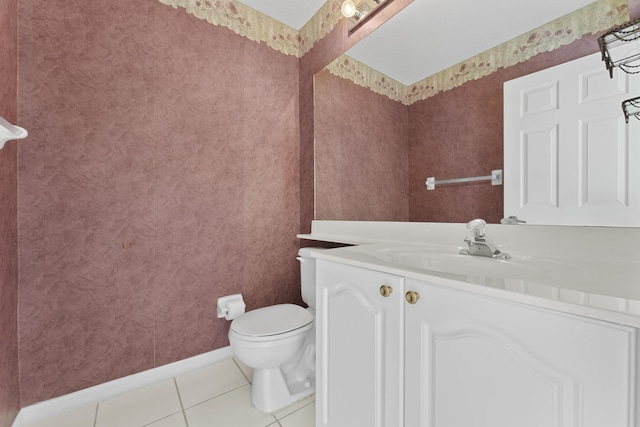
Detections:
[314, 69, 409, 220]
[18, 0, 300, 405]
[0, 0, 21, 424]
[407, 76, 504, 223]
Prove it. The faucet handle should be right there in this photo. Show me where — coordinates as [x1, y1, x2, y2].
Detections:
[466, 219, 487, 238]
[500, 215, 526, 225]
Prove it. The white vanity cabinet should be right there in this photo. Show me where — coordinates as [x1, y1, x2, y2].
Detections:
[316, 260, 405, 427]
[404, 278, 637, 427]
[317, 260, 638, 427]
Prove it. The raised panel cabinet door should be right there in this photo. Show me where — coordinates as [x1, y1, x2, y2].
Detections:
[404, 279, 637, 427]
[316, 260, 404, 427]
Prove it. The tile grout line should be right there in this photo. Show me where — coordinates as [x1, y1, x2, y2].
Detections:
[232, 358, 252, 384]
[181, 382, 251, 412]
[268, 415, 282, 427]
[172, 378, 190, 427]
[273, 399, 315, 425]
[93, 403, 100, 427]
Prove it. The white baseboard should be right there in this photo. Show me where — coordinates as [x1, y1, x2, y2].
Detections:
[12, 346, 234, 427]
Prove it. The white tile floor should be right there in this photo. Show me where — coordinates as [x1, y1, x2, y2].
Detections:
[24, 358, 315, 427]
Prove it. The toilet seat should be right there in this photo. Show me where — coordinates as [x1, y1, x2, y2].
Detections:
[230, 304, 313, 338]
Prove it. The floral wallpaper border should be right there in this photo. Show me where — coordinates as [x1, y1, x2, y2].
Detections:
[325, 55, 407, 103]
[158, 0, 343, 57]
[159, 0, 630, 102]
[328, 0, 630, 104]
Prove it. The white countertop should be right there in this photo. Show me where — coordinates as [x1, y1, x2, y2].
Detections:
[300, 221, 640, 328]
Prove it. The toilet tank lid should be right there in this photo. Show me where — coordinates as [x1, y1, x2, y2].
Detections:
[230, 304, 313, 337]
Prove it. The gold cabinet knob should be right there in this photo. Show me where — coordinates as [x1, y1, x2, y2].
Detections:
[405, 290, 420, 304]
[379, 284, 393, 297]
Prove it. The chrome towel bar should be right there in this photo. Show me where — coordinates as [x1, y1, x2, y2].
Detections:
[426, 169, 502, 190]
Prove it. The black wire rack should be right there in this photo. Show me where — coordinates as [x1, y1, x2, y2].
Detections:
[598, 18, 640, 78]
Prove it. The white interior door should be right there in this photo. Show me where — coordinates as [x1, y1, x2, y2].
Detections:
[504, 45, 640, 226]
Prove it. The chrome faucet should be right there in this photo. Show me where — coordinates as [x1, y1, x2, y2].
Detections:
[459, 219, 511, 259]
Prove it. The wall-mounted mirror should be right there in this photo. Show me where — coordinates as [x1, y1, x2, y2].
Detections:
[314, 0, 636, 225]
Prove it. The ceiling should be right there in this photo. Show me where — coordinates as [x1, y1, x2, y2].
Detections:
[239, 0, 599, 84]
[238, 0, 327, 30]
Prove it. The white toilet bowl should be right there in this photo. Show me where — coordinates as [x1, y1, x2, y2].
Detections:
[229, 303, 315, 412]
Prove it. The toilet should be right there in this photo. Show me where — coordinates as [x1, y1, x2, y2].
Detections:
[228, 247, 323, 413]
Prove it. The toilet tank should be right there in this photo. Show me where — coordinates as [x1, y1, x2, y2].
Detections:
[298, 247, 325, 309]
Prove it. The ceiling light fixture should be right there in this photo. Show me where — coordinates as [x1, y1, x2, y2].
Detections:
[342, 0, 394, 33]
[341, 0, 363, 19]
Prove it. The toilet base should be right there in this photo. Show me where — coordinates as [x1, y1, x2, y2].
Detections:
[251, 367, 314, 413]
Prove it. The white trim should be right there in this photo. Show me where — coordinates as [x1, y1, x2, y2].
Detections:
[10, 411, 25, 427]
[299, 220, 640, 264]
[12, 346, 234, 427]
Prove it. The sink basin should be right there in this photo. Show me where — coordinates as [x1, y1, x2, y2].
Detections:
[366, 245, 572, 280]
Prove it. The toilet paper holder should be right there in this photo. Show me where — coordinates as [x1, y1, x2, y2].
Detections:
[217, 294, 246, 320]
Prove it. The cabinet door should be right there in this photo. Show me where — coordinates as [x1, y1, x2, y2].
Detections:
[404, 278, 637, 427]
[316, 260, 404, 427]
